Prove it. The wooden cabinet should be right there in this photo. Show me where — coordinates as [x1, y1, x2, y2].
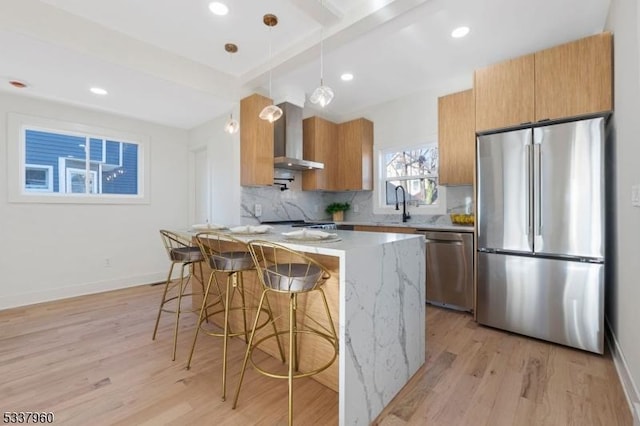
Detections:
[353, 225, 417, 234]
[475, 54, 535, 132]
[240, 94, 273, 186]
[438, 89, 476, 185]
[302, 116, 373, 192]
[474, 32, 612, 132]
[337, 118, 373, 191]
[302, 116, 339, 191]
[535, 32, 612, 121]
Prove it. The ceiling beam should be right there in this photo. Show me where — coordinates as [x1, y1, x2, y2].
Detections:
[288, 0, 342, 25]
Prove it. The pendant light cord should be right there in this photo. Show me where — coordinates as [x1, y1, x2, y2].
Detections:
[268, 25, 273, 97]
[319, 0, 325, 85]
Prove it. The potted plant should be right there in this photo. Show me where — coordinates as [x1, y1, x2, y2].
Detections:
[325, 202, 350, 222]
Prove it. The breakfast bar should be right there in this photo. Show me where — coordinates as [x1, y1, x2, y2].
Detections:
[191, 227, 425, 425]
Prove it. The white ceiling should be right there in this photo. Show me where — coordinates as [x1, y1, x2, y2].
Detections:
[0, 0, 611, 129]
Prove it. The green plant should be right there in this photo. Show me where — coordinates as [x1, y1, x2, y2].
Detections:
[325, 202, 350, 215]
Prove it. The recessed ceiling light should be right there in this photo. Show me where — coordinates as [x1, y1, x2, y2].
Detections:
[209, 2, 229, 16]
[90, 87, 108, 95]
[341, 73, 354, 81]
[451, 26, 470, 38]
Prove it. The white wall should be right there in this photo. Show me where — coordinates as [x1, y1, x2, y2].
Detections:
[0, 93, 190, 310]
[188, 106, 241, 225]
[344, 75, 473, 151]
[606, 0, 640, 413]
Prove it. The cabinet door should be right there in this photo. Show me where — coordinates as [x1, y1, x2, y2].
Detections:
[438, 89, 475, 185]
[240, 94, 274, 186]
[474, 54, 535, 132]
[535, 32, 612, 121]
[338, 118, 373, 191]
[302, 117, 339, 191]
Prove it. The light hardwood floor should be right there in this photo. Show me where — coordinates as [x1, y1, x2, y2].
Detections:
[0, 284, 632, 425]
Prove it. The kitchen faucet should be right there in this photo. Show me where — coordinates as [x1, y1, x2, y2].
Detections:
[395, 186, 411, 222]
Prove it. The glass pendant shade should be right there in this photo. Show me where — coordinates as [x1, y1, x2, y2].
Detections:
[259, 104, 283, 123]
[224, 115, 239, 134]
[310, 84, 334, 107]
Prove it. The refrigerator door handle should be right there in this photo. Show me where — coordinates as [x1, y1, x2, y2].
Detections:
[533, 143, 542, 237]
[526, 144, 532, 240]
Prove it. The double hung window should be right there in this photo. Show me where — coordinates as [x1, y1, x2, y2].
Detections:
[378, 144, 444, 213]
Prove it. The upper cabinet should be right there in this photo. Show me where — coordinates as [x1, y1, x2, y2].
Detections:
[534, 32, 612, 121]
[438, 89, 476, 185]
[475, 32, 613, 132]
[302, 116, 339, 191]
[475, 54, 535, 132]
[338, 118, 373, 191]
[302, 116, 373, 191]
[240, 94, 274, 186]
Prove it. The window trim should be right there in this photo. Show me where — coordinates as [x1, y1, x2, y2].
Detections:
[8, 112, 150, 204]
[374, 141, 446, 215]
[24, 164, 53, 192]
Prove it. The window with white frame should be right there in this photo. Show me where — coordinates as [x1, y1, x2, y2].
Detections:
[378, 144, 441, 211]
[24, 164, 53, 192]
[8, 113, 149, 204]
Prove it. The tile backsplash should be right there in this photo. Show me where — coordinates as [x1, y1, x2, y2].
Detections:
[241, 172, 473, 226]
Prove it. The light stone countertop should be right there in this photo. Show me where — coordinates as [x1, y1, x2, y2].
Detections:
[186, 225, 423, 256]
[336, 221, 474, 233]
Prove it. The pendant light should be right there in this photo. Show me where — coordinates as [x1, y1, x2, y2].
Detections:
[309, 0, 333, 108]
[223, 43, 240, 134]
[259, 14, 283, 123]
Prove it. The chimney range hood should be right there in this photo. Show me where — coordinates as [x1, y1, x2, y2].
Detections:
[273, 102, 324, 171]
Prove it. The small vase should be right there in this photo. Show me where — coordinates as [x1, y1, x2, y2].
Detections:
[332, 211, 344, 222]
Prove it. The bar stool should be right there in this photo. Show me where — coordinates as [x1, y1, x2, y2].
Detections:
[154, 230, 206, 361]
[187, 231, 284, 401]
[232, 240, 338, 426]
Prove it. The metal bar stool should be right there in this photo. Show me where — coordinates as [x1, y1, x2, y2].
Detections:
[187, 231, 285, 401]
[232, 240, 338, 426]
[154, 230, 206, 361]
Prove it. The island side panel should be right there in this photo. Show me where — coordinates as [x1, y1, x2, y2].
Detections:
[340, 236, 425, 425]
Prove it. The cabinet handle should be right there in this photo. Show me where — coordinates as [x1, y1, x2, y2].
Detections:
[425, 239, 463, 246]
[537, 118, 551, 122]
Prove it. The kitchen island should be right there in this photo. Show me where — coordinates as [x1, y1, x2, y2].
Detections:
[189, 227, 425, 425]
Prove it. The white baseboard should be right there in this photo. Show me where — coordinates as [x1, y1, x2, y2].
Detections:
[0, 272, 167, 311]
[606, 317, 640, 425]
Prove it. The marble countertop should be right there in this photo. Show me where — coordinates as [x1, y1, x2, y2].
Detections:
[185, 225, 423, 257]
[336, 221, 474, 232]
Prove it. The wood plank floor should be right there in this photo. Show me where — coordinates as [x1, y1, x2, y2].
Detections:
[0, 284, 632, 425]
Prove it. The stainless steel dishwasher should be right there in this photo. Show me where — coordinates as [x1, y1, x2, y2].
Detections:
[417, 230, 474, 312]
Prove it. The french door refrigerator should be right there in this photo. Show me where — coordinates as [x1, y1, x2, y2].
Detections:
[476, 117, 605, 354]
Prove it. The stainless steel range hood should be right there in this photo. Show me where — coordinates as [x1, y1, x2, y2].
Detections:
[273, 102, 324, 171]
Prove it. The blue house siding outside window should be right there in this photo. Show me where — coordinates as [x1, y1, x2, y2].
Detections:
[24, 129, 139, 195]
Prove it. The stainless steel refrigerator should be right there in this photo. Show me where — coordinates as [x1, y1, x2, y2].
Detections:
[476, 117, 605, 354]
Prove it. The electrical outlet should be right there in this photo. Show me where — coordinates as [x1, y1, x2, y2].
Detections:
[104, 258, 112, 268]
[632, 184, 640, 207]
[254, 203, 262, 217]
[353, 204, 360, 213]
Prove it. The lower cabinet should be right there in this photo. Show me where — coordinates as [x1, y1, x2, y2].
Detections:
[353, 225, 417, 234]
